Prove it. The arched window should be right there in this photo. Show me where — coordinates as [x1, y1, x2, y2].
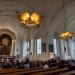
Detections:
[36, 38, 41, 54]
[53, 39, 57, 54]
[23, 41, 29, 58]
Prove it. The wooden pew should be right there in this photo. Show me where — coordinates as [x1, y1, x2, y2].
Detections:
[58, 70, 75, 75]
[0, 68, 17, 72]
[0, 66, 58, 75]
[29, 67, 68, 75]
[0, 67, 42, 74]
[3, 67, 67, 75]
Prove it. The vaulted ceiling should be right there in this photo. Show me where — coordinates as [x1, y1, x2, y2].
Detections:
[0, 0, 72, 24]
[0, 0, 74, 37]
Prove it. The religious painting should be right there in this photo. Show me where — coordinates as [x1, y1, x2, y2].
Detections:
[0, 34, 12, 55]
[2, 38, 9, 46]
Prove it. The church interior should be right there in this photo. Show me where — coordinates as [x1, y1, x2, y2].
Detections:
[0, 0, 75, 74]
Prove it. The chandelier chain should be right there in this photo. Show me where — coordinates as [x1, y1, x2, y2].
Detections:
[62, 0, 68, 32]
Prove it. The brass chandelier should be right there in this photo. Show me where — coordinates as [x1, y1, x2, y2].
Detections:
[60, 31, 73, 39]
[18, 0, 42, 27]
[60, 0, 73, 39]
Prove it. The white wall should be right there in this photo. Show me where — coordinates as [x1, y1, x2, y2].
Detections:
[0, 0, 75, 61]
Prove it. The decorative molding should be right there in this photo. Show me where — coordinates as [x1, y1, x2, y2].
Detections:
[0, 28, 16, 40]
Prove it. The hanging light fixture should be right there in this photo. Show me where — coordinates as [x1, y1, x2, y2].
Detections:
[18, 0, 42, 28]
[60, 0, 73, 39]
[60, 31, 73, 39]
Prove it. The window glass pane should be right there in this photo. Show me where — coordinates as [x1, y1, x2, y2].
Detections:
[23, 41, 29, 58]
[37, 39, 41, 54]
[72, 38, 75, 50]
[53, 39, 57, 54]
[72, 37, 75, 56]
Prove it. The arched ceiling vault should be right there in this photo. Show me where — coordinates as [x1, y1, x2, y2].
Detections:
[0, 0, 74, 29]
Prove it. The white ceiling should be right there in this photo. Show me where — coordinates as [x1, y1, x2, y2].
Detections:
[0, 0, 74, 33]
[0, 0, 72, 22]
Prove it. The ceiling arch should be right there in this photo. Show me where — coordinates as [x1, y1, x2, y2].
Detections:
[0, 28, 16, 40]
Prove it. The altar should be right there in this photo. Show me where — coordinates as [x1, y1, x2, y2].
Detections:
[0, 55, 15, 62]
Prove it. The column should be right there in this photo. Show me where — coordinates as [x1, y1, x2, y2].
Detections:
[68, 39, 74, 59]
[46, 35, 49, 53]
[46, 36, 50, 58]
[10, 39, 16, 56]
[29, 28, 36, 61]
[60, 39, 65, 60]
[30, 37, 34, 54]
[56, 38, 61, 56]
[64, 39, 69, 55]
[19, 39, 23, 59]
